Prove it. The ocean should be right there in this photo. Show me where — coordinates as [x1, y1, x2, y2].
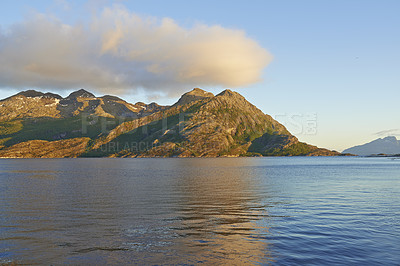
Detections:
[0, 157, 399, 265]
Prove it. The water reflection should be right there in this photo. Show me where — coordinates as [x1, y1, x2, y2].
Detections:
[0, 158, 274, 264]
[167, 158, 274, 264]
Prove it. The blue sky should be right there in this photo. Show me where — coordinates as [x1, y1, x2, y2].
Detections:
[0, 0, 399, 151]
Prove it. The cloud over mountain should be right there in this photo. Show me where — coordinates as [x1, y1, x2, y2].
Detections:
[0, 5, 271, 96]
[374, 129, 400, 137]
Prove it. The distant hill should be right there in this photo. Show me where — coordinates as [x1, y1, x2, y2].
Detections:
[0, 88, 340, 158]
[343, 136, 400, 156]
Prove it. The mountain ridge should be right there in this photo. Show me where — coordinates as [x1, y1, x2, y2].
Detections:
[0, 88, 340, 158]
[0, 89, 168, 121]
[343, 136, 400, 156]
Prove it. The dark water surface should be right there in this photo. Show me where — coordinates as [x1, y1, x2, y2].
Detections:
[0, 157, 399, 265]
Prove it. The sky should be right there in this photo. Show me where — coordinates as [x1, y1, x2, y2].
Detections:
[0, 0, 399, 151]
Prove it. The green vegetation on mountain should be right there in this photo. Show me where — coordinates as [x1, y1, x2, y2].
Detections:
[0, 120, 23, 135]
[0, 116, 123, 147]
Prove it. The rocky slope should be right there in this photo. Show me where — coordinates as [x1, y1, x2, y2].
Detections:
[0, 88, 340, 158]
[0, 138, 90, 158]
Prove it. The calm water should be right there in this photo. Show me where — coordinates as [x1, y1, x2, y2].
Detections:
[0, 157, 399, 265]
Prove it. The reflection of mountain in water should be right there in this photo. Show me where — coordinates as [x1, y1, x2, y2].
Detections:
[169, 158, 274, 264]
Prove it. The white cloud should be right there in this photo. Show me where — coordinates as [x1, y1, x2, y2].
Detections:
[374, 129, 400, 137]
[0, 5, 272, 96]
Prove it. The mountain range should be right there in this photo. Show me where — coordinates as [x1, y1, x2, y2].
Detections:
[343, 136, 400, 156]
[0, 88, 340, 158]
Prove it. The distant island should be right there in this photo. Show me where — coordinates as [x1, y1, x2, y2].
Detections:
[343, 136, 400, 156]
[0, 88, 340, 158]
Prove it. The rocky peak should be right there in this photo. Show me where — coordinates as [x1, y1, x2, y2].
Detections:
[3, 90, 62, 100]
[216, 89, 240, 98]
[17, 90, 46, 98]
[187, 88, 214, 97]
[382, 136, 398, 143]
[211, 89, 254, 111]
[0, 90, 62, 121]
[67, 89, 95, 99]
[173, 88, 214, 106]
[135, 102, 146, 107]
[102, 95, 124, 102]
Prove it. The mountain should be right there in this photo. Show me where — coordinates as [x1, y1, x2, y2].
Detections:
[0, 89, 167, 121]
[343, 136, 400, 156]
[173, 87, 214, 106]
[0, 88, 340, 158]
